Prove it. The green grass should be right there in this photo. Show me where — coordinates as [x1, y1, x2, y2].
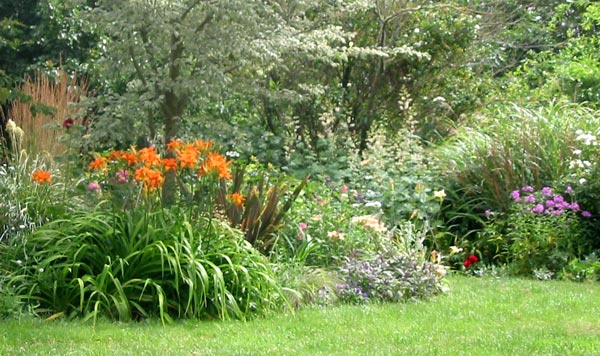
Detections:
[1, 275, 599, 355]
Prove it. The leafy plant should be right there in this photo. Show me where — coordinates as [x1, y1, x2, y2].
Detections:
[482, 185, 591, 277]
[1, 207, 287, 324]
[0, 123, 76, 242]
[216, 166, 308, 254]
[436, 103, 600, 241]
[338, 248, 445, 303]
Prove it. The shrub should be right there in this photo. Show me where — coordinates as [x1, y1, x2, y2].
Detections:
[1, 207, 287, 323]
[337, 248, 445, 303]
[480, 185, 591, 277]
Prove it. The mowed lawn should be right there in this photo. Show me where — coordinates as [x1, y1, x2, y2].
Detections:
[1, 275, 599, 356]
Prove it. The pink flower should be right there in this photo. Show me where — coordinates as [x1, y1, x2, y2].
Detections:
[532, 204, 545, 213]
[341, 185, 349, 193]
[582, 211, 592, 218]
[88, 182, 101, 191]
[510, 190, 520, 202]
[299, 222, 308, 230]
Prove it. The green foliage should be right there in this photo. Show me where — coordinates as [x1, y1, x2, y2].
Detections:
[0, 280, 26, 319]
[273, 263, 341, 308]
[477, 185, 591, 278]
[559, 253, 600, 282]
[0, 153, 75, 242]
[504, 210, 584, 277]
[217, 166, 308, 254]
[275, 179, 387, 267]
[1, 208, 286, 323]
[348, 126, 444, 229]
[436, 103, 600, 237]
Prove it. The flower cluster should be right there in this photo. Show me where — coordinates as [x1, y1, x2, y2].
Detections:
[87, 139, 233, 192]
[510, 185, 590, 217]
[463, 255, 479, 268]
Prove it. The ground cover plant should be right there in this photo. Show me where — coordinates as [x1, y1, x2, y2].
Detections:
[0, 276, 599, 356]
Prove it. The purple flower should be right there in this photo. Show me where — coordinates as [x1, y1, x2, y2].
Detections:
[522, 186, 535, 192]
[553, 195, 565, 204]
[510, 190, 521, 202]
[545, 200, 555, 208]
[485, 209, 493, 217]
[565, 186, 574, 194]
[88, 182, 101, 191]
[524, 195, 536, 203]
[541, 187, 553, 197]
[582, 211, 592, 218]
[532, 204, 545, 213]
[569, 203, 580, 211]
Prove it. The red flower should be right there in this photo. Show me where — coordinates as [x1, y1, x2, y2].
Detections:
[63, 118, 74, 129]
[463, 255, 479, 269]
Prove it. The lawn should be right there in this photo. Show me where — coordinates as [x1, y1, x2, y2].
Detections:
[1, 275, 599, 356]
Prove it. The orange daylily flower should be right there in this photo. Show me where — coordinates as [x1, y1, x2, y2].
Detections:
[199, 152, 231, 180]
[162, 158, 178, 172]
[121, 152, 139, 166]
[229, 192, 245, 207]
[177, 144, 200, 169]
[88, 157, 108, 171]
[139, 146, 161, 168]
[166, 139, 184, 152]
[32, 169, 52, 184]
[194, 139, 213, 153]
[134, 167, 164, 190]
[107, 150, 124, 161]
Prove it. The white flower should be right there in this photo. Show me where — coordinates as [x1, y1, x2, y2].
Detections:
[364, 201, 382, 208]
[573, 149, 582, 155]
[580, 178, 587, 185]
[6, 119, 17, 133]
[434, 264, 447, 277]
[433, 189, 446, 200]
[449, 246, 463, 255]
